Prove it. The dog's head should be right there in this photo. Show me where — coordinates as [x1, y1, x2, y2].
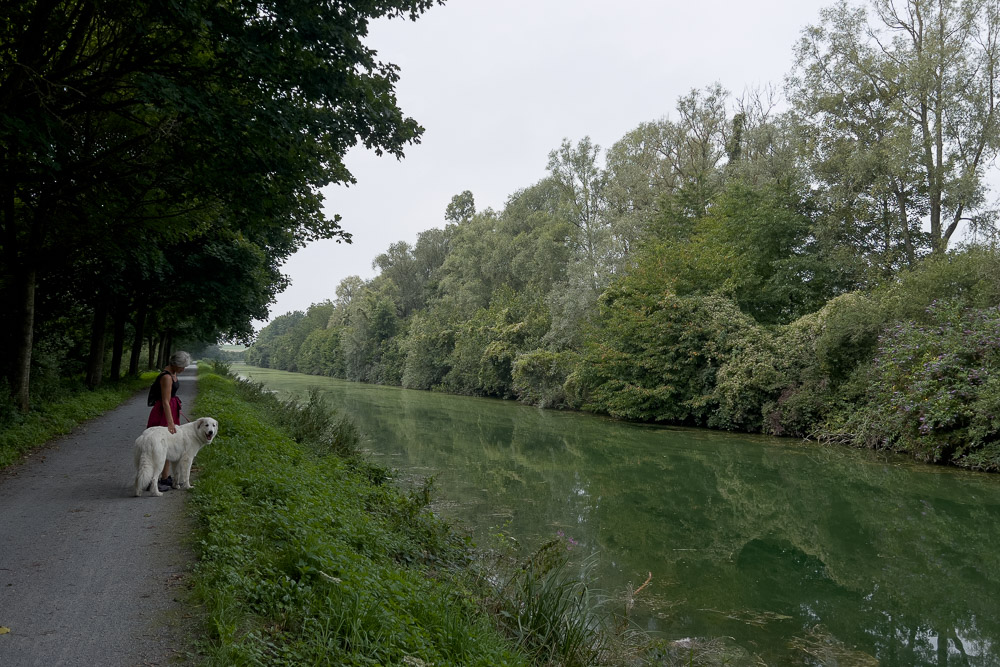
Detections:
[197, 417, 219, 443]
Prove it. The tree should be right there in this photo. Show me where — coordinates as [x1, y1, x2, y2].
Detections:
[1, 0, 441, 409]
[340, 281, 404, 383]
[547, 137, 610, 286]
[791, 0, 1000, 257]
[445, 190, 476, 223]
[574, 277, 756, 424]
[658, 179, 837, 325]
[667, 84, 732, 217]
[603, 84, 735, 257]
[603, 122, 682, 267]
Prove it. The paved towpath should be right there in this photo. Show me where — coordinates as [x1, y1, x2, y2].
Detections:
[0, 367, 202, 667]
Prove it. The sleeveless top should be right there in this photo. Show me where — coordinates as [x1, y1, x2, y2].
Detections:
[148, 370, 178, 405]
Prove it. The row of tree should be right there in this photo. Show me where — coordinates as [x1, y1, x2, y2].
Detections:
[248, 0, 1000, 469]
[1, 0, 440, 411]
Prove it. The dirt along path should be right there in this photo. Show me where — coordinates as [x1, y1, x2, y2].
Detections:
[0, 366, 204, 667]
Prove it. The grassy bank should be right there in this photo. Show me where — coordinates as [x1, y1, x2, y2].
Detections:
[190, 365, 626, 665]
[0, 373, 154, 470]
[186, 365, 697, 665]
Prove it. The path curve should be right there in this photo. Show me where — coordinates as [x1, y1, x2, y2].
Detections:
[0, 367, 202, 667]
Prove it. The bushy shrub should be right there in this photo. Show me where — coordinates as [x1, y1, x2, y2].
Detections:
[575, 285, 756, 424]
[709, 322, 785, 432]
[296, 327, 343, 377]
[209, 359, 231, 376]
[822, 300, 1000, 467]
[480, 534, 611, 666]
[368, 336, 406, 386]
[877, 246, 1000, 322]
[812, 292, 885, 381]
[511, 349, 578, 408]
[712, 291, 892, 437]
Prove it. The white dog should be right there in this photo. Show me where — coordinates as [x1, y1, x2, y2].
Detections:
[133, 417, 218, 497]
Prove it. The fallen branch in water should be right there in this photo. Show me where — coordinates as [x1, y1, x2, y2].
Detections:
[633, 572, 653, 597]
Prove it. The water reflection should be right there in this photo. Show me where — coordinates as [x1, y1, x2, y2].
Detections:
[235, 365, 1000, 665]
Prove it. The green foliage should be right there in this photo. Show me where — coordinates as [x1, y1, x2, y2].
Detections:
[790, 0, 1000, 256]
[512, 349, 579, 409]
[260, 304, 335, 373]
[231, 65, 1000, 475]
[657, 179, 836, 324]
[233, 381, 361, 459]
[443, 290, 549, 399]
[402, 308, 456, 390]
[707, 320, 785, 432]
[3, 0, 442, 408]
[245, 311, 306, 368]
[483, 537, 609, 666]
[822, 301, 1000, 468]
[445, 190, 477, 224]
[341, 281, 405, 383]
[575, 266, 756, 423]
[875, 246, 1000, 321]
[710, 291, 884, 436]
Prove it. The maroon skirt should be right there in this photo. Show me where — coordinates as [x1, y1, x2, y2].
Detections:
[146, 396, 181, 428]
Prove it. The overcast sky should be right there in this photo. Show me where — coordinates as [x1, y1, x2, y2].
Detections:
[254, 0, 840, 328]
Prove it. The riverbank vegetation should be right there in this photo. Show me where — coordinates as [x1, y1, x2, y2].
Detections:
[190, 363, 680, 665]
[247, 0, 1000, 471]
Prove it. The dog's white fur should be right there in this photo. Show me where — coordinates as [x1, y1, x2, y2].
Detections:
[133, 417, 218, 497]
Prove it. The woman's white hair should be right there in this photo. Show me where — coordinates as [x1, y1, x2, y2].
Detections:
[169, 351, 192, 368]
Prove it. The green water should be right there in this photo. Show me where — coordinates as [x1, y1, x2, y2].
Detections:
[234, 364, 1000, 665]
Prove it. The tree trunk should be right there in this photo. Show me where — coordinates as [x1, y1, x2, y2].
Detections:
[147, 334, 157, 370]
[161, 333, 173, 367]
[85, 298, 110, 389]
[129, 304, 147, 376]
[893, 182, 915, 266]
[10, 267, 36, 412]
[109, 306, 126, 382]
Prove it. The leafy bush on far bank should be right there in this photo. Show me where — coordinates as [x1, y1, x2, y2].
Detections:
[574, 285, 757, 424]
[711, 292, 884, 437]
[512, 349, 578, 408]
[821, 300, 1000, 468]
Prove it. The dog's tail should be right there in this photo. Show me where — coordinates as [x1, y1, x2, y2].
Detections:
[133, 441, 158, 496]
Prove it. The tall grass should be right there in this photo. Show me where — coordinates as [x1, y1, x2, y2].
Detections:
[230, 377, 361, 458]
[489, 538, 608, 665]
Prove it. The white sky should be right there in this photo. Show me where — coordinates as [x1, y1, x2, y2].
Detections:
[254, 0, 840, 329]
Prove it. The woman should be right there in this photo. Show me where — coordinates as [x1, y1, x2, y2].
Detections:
[146, 350, 192, 490]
